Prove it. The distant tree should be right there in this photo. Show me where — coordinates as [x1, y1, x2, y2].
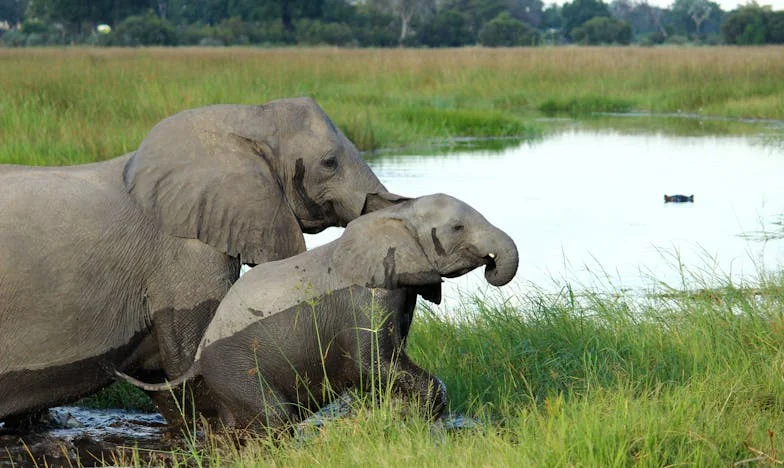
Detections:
[720, 4, 769, 44]
[766, 10, 784, 43]
[609, 0, 672, 41]
[394, 0, 434, 46]
[438, 0, 541, 37]
[282, 0, 326, 30]
[222, 0, 280, 22]
[109, 9, 177, 45]
[478, 11, 539, 46]
[688, 0, 712, 35]
[351, 6, 399, 47]
[167, 0, 326, 29]
[26, 0, 151, 37]
[639, 1, 669, 38]
[609, 0, 633, 21]
[571, 15, 632, 43]
[322, 0, 358, 24]
[561, 0, 611, 38]
[171, 0, 227, 25]
[669, 0, 722, 38]
[508, 0, 544, 28]
[541, 3, 562, 30]
[367, 0, 435, 46]
[465, 0, 544, 27]
[0, 0, 28, 24]
[417, 9, 474, 46]
[295, 18, 354, 45]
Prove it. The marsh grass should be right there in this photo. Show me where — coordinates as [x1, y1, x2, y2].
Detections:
[92, 274, 784, 467]
[5, 46, 784, 465]
[2, 47, 784, 165]
[76, 380, 156, 412]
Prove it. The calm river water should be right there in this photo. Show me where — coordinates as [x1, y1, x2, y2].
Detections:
[306, 129, 784, 308]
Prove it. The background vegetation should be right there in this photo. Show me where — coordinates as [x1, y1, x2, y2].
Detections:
[2, 47, 783, 465]
[2, 46, 784, 167]
[1, 0, 784, 48]
[112, 281, 784, 466]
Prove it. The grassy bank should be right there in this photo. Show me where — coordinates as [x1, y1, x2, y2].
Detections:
[100, 279, 784, 466]
[2, 47, 784, 165]
[4, 47, 784, 465]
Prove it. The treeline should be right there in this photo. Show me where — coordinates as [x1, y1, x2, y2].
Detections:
[0, 0, 782, 47]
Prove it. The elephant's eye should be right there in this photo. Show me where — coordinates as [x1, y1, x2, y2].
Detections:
[321, 156, 338, 170]
[452, 224, 465, 233]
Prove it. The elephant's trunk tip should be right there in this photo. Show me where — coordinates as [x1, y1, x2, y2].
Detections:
[482, 239, 518, 287]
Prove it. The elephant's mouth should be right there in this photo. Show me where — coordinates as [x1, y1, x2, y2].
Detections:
[298, 201, 339, 234]
[443, 254, 496, 279]
[484, 254, 497, 272]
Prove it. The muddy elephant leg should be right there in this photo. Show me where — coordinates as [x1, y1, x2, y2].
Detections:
[355, 347, 446, 419]
[213, 383, 300, 434]
[363, 351, 446, 420]
[143, 377, 219, 427]
[149, 296, 229, 426]
[392, 355, 447, 419]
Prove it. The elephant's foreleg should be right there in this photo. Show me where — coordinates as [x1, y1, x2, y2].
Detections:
[216, 383, 300, 433]
[379, 354, 447, 420]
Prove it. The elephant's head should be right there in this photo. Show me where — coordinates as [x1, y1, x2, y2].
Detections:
[334, 194, 519, 302]
[123, 97, 400, 265]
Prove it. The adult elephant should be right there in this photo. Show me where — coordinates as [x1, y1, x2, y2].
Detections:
[0, 97, 401, 423]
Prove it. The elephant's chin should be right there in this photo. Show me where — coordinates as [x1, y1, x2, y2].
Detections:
[443, 266, 475, 278]
[298, 217, 329, 234]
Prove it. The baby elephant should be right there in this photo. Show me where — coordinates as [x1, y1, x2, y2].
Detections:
[116, 194, 518, 431]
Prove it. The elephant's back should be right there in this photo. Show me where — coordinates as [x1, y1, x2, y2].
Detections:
[0, 155, 138, 231]
[0, 154, 161, 373]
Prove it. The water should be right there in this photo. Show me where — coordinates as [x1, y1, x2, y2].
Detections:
[0, 407, 169, 466]
[9, 127, 783, 464]
[0, 402, 477, 465]
[308, 130, 784, 307]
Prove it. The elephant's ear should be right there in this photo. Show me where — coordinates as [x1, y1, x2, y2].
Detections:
[361, 192, 412, 215]
[123, 106, 306, 264]
[335, 215, 442, 303]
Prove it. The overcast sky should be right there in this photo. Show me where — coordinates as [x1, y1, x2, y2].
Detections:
[546, 0, 784, 11]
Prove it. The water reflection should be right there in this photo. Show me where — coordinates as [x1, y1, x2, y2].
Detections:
[307, 130, 784, 308]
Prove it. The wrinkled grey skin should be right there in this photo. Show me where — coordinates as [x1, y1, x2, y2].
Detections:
[0, 97, 399, 423]
[117, 194, 518, 431]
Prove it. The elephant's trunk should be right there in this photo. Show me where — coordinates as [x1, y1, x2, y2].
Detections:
[478, 227, 519, 287]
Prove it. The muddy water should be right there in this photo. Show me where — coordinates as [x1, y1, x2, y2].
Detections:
[0, 407, 169, 466]
[0, 402, 478, 465]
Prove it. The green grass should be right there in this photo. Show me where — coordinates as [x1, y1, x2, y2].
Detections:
[3, 46, 784, 465]
[102, 277, 784, 467]
[2, 47, 784, 165]
[539, 96, 634, 115]
[76, 381, 157, 412]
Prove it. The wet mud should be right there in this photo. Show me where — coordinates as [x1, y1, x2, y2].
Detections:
[0, 407, 169, 467]
[1, 400, 481, 466]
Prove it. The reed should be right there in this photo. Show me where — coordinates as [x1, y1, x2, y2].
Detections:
[4, 46, 784, 465]
[2, 47, 783, 165]
[103, 275, 784, 466]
